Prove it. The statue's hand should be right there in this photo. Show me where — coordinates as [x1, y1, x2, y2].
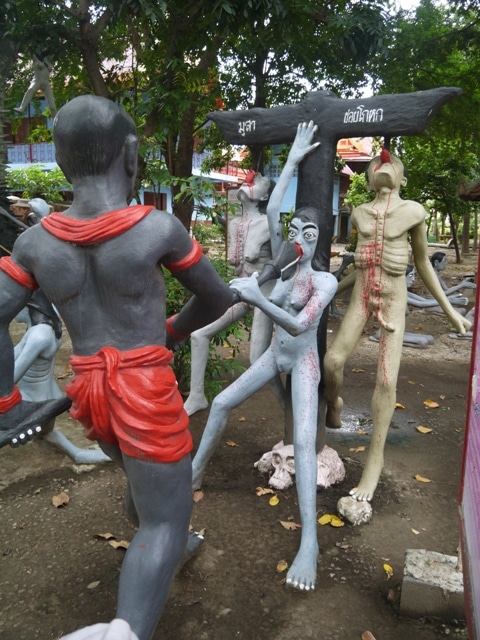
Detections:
[289, 121, 320, 165]
[459, 278, 476, 290]
[449, 309, 472, 335]
[0, 397, 71, 449]
[0, 400, 43, 448]
[449, 295, 469, 306]
[230, 273, 263, 305]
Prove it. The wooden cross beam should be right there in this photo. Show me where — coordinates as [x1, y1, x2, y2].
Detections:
[209, 87, 462, 270]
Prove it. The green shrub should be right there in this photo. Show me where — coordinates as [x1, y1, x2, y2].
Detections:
[7, 165, 70, 203]
[165, 254, 251, 401]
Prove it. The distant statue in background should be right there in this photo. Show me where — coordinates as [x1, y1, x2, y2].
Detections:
[14, 52, 57, 117]
[14, 289, 111, 464]
[430, 251, 476, 295]
[184, 170, 277, 416]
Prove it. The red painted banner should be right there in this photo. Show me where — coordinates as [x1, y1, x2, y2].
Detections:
[459, 260, 480, 639]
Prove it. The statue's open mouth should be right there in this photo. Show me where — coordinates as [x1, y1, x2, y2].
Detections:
[294, 242, 304, 257]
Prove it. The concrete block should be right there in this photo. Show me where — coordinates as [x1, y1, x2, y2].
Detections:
[400, 549, 465, 621]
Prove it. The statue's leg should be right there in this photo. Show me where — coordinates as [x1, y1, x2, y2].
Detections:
[192, 348, 277, 490]
[184, 301, 250, 416]
[44, 428, 111, 464]
[323, 294, 367, 429]
[116, 454, 192, 640]
[249, 302, 285, 409]
[285, 360, 320, 592]
[350, 305, 405, 502]
[14, 82, 39, 113]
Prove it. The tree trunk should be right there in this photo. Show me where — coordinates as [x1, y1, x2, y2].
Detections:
[461, 210, 470, 255]
[0, 40, 21, 255]
[431, 210, 438, 242]
[447, 211, 462, 263]
[474, 206, 478, 252]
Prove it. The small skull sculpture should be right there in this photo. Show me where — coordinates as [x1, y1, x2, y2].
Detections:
[255, 441, 345, 491]
[270, 444, 296, 490]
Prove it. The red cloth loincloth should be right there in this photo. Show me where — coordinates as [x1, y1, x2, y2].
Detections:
[66, 345, 192, 463]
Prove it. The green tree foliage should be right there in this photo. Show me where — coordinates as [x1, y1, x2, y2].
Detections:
[6, 165, 70, 202]
[4, 0, 391, 228]
[371, 0, 480, 260]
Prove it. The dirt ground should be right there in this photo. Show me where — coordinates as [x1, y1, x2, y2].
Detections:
[0, 246, 477, 640]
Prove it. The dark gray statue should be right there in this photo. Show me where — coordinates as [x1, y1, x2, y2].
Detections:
[0, 95, 233, 640]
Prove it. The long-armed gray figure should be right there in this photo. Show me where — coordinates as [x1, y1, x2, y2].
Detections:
[192, 122, 338, 591]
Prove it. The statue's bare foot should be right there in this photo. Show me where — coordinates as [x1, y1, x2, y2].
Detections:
[349, 458, 383, 502]
[349, 485, 374, 501]
[285, 543, 318, 591]
[184, 393, 209, 416]
[325, 396, 343, 429]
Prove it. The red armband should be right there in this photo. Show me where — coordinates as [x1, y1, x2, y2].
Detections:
[164, 239, 203, 272]
[166, 314, 189, 342]
[0, 387, 22, 414]
[0, 257, 38, 291]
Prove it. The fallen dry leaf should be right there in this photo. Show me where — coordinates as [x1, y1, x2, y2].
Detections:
[407, 380, 416, 385]
[87, 581, 100, 590]
[395, 402, 405, 409]
[256, 486, 275, 496]
[52, 491, 70, 508]
[238, 417, 246, 422]
[279, 520, 301, 531]
[269, 495, 280, 506]
[416, 425, 433, 434]
[317, 514, 344, 527]
[226, 439, 240, 447]
[349, 446, 366, 453]
[56, 364, 73, 380]
[193, 490, 204, 503]
[108, 540, 130, 550]
[411, 528, 420, 535]
[383, 563, 394, 580]
[361, 631, 378, 640]
[414, 474, 432, 483]
[93, 532, 115, 540]
[352, 368, 365, 373]
[330, 515, 345, 528]
[276, 559, 289, 573]
[423, 399, 440, 409]
[355, 429, 369, 436]
[188, 525, 206, 537]
[439, 394, 446, 400]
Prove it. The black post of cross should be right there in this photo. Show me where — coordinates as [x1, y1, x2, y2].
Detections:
[208, 87, 462, 447]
